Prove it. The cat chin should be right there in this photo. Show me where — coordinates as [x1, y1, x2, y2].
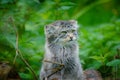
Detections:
[66, 40, 77, 45]
[57, 40, 77, 46]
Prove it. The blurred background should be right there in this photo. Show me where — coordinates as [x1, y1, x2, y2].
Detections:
[0, 0, 120, 80]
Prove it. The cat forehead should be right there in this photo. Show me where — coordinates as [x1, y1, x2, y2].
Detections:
[46, 20, 78, 29]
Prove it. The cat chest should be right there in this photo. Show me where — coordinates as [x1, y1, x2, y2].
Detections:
[52, 56, 76, 73]
[50, 46, 77, 71]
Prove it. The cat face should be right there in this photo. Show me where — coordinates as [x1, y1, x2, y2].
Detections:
[45, 20, 78, 44]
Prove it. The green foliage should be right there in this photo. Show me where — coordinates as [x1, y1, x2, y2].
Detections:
[0, 0, 120, 79]
[79, 19, 120, 78]
[107, 59, 120, 66]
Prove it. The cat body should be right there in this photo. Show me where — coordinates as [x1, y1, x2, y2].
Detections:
[40, 20, 84, 80]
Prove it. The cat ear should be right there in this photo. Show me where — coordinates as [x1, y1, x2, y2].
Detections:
[45, 25, 55, 35]
[52, 21, 62, 26]
[46, 25, 48, 28]
[44, 25, 48, 35]
[45, 25, 48, 32]
[69, 20, 77, 24]
[69, 20, 79, 28]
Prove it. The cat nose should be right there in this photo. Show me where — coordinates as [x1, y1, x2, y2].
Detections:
[69, 34, 74, 41]
[70, 37, 73, 41]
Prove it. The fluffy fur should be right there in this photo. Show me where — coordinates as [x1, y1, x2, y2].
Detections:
[40, 20, 85, 80]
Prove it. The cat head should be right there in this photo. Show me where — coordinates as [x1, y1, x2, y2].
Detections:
[45, 20, 79, 45]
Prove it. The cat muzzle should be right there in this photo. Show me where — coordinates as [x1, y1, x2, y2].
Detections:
[70, 37, 73, 41]
[69, 36, 77, 41]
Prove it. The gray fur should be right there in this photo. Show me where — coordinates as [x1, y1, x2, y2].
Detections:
[40, 20, 85, 80]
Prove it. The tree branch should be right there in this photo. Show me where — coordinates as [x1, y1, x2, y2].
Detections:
[44, 60, 64, 66]
[9, 17, 38, 80]
[43, 59, 64, 79]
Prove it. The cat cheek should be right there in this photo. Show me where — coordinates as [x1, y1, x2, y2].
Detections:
[60, 37, 69, 42]
[66, 37, 70, 41]
[73, 36, 77, 40]
[64, 37, 70, 42]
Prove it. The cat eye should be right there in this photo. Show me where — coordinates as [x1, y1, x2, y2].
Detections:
[61, 31, 67, 33]
[71, 30, 76, 32]
[72, 30, 77, 35]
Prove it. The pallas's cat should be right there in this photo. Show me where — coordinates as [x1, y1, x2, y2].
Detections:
[40, 20, 85, 80]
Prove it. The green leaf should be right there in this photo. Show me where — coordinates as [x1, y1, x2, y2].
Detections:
[107, 59, 120, 66]
[19, 72, 31, 79]
[90, 56, 104, 61]
[60, 6, 72, 10]
[87, 61, 102, 69]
